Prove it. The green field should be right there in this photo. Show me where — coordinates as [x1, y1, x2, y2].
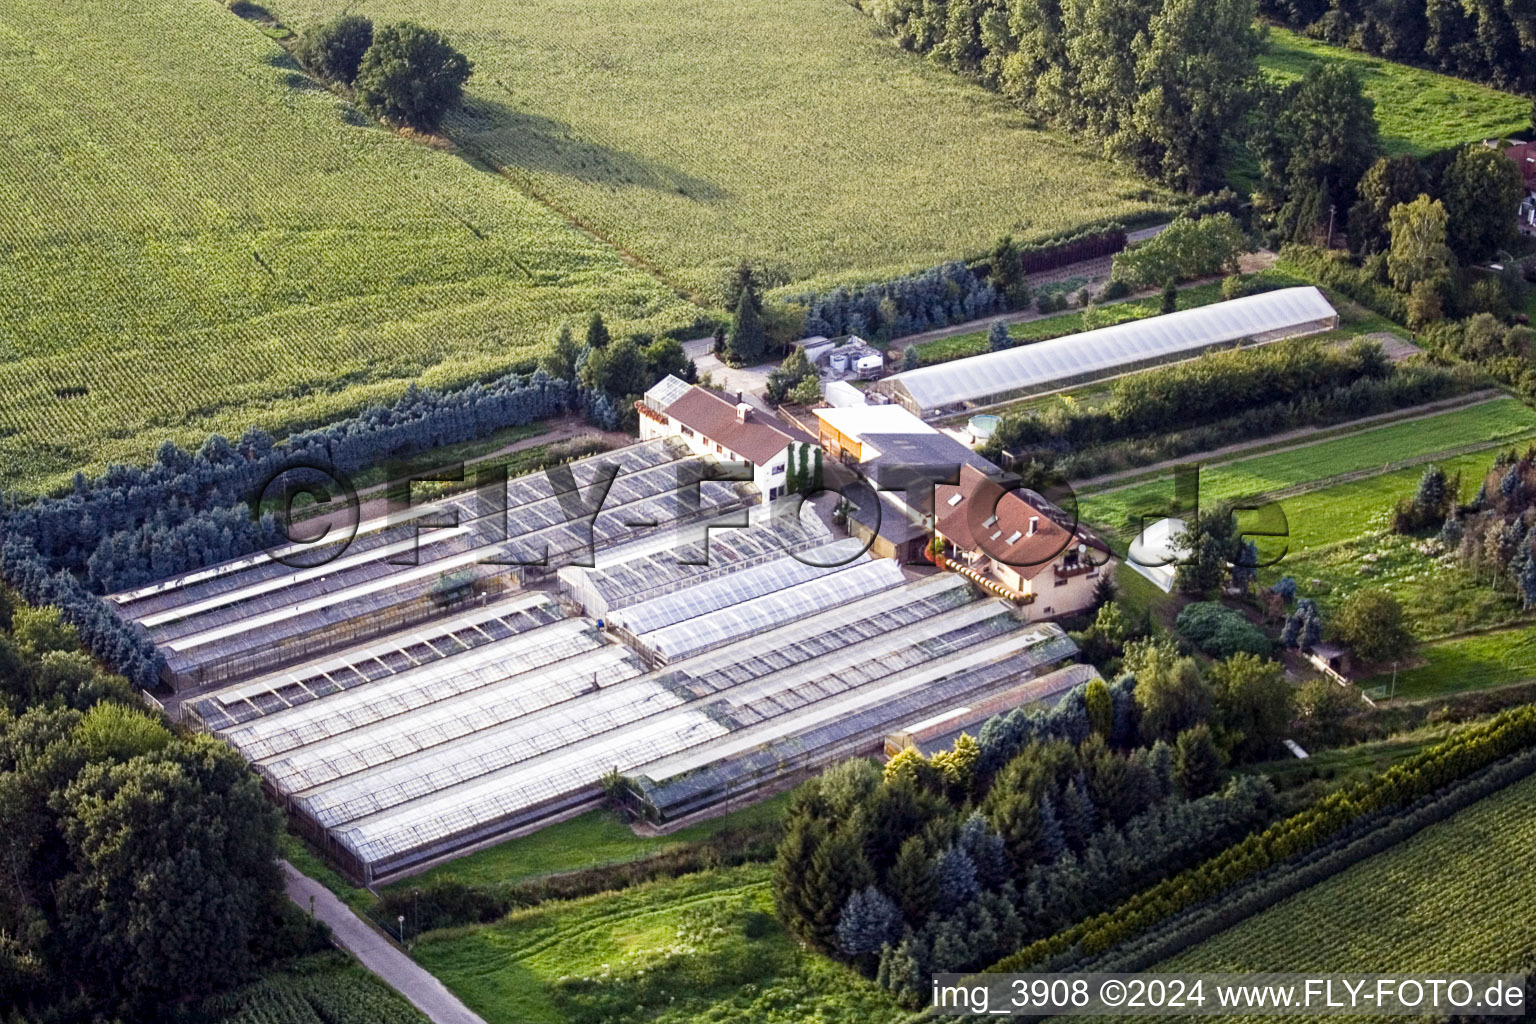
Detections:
[1360, 622, 1536, 700]
[411, 864, 902, 1024]
[0, 0, 696, 494]
[1258, 27, 1529, 157]
[396, 795, 788, 891]
[266, 0, 1170, 304]
[1145, 769, 1536, 1016]
[1079, 398, 1536, 537]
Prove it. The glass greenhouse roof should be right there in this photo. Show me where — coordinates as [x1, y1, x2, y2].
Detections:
[885, 286, 1337, 411]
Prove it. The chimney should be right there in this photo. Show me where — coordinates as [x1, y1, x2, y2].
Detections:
[736, 390, 743, 404]
[1027, 516, 1038, 537]
[736, 402, 751, 423]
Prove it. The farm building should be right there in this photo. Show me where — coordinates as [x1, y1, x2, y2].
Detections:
[875, 287, 1340, 416]
[110, 439, 757, 690]
[636, 376, 813, 504]
[183, 506, 1082, 883]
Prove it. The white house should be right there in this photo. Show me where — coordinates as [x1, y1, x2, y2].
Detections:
[636, 376, 813, 505]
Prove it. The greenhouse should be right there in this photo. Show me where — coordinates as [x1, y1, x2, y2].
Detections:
[877, 286, 1339, 415]
[193, 560, 1079, 883]
[113, 439, 760, 690]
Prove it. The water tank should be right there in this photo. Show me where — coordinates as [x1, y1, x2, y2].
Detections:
[829, 352, 850, 372]
[968, 414, 1001, 442]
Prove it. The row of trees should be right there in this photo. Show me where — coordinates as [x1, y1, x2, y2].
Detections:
[987, 341, 1474, 483]
[0, 597, 320, 1021]
[1257, 0, 1536, 91]
[541, 311, 695, 423]
[850, 0, 1265, 191]
[994, 702, 1536, 972]
[296, 15, 473, 131]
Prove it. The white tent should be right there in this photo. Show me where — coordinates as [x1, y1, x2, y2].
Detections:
[1127, 517, 1188, 593]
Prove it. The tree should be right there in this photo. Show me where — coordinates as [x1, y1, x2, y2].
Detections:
[1332, 587, 1415, 666]
[1261, 64, 1380, 221]
[644, 337, 688, 382]
[726, 287, 767, 366]
[836, 886, 903, 958]
[1387, 194, 1454, 292]
[1133, 645, 1211, 743]
[54, 734, 287, 1013]
[585, 312, 611, 350]
[1112, 214, 1249, 288]
[295, 14, 374, 84]
[1084, 676, 1113, 738]
[1208, 652, 1292, 760]
[987, 319, 1011, 352]
[988, 235, 1028, 306]
[1173, 723, 1225, 797]
[723, 261, 763, 315]
[1349, 155, 1428, 255]
[1441, 144, 1524, 263]
[1122, 0, 1264, 192]
[789, 375, 822, 406]
[354, 23, 473, 131]
[537, 323, 577, 380]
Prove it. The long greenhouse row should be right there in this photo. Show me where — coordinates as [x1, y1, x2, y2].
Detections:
[111, 439, 759, 689]
[187, 512, 1082, 883]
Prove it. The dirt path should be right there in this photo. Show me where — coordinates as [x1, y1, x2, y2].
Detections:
[1076, 390, 1508, 494]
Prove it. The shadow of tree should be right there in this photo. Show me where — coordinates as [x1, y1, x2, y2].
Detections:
[446, 94, 728, 203]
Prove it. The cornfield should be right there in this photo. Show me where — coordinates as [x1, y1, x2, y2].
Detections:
[268, 0, 1171, 304]
[0, 0, 697, 493]
[208, 956, 427, 1024]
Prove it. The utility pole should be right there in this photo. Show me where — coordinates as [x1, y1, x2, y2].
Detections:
[1326, 204, 1337, 249]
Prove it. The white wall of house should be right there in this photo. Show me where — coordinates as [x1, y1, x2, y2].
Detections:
[637, 413, 791, 506]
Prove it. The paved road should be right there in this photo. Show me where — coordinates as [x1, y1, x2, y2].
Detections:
[281, 861, 488, 1024]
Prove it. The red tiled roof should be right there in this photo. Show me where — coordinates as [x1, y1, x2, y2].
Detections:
[1504, 141, 1536, 191]
[934, 465, 1095, 581]
[663, 387, 809, 465]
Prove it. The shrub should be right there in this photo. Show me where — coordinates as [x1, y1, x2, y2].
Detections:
[1174, 602, 1271, 659]
[355, 23, 473, 131]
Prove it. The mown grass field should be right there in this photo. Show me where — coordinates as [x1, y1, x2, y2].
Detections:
[1360, 622, 1536, 700]
[395, 794, 788, 891]
[1078, 398, 1536, 537]
[1144, 769, 1536, 1017]
[1258, 27, 1530, 157]
[266, 0, 1170, 304]
[0, 0, 696, 494]
[411, 864, 903, 1024]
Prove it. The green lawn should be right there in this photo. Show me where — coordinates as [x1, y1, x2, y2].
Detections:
[265, 0, 1170, 304]
[1143, 770, 1536, 1013]
[411, 865, 903, 1024]
[394, 795, 789, 892]
[1079, 398, 1536, 537]
[1258, 27, 1529, 157]
[1360, 622, 1536, 700]
[0, 0, 696, 494]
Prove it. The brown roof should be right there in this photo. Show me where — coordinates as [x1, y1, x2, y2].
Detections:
[1504, 141, 1536, 191]
[934, 465, 1096, 580]
[664, 387, 808, 465]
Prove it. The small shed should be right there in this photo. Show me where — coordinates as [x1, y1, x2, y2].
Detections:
[1306, 642, 1352, 682]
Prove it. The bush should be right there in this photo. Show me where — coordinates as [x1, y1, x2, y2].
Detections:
[294, 14, 373, 84]
[1174, 602, 1271, 659]
[355, 22, 473, 131]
